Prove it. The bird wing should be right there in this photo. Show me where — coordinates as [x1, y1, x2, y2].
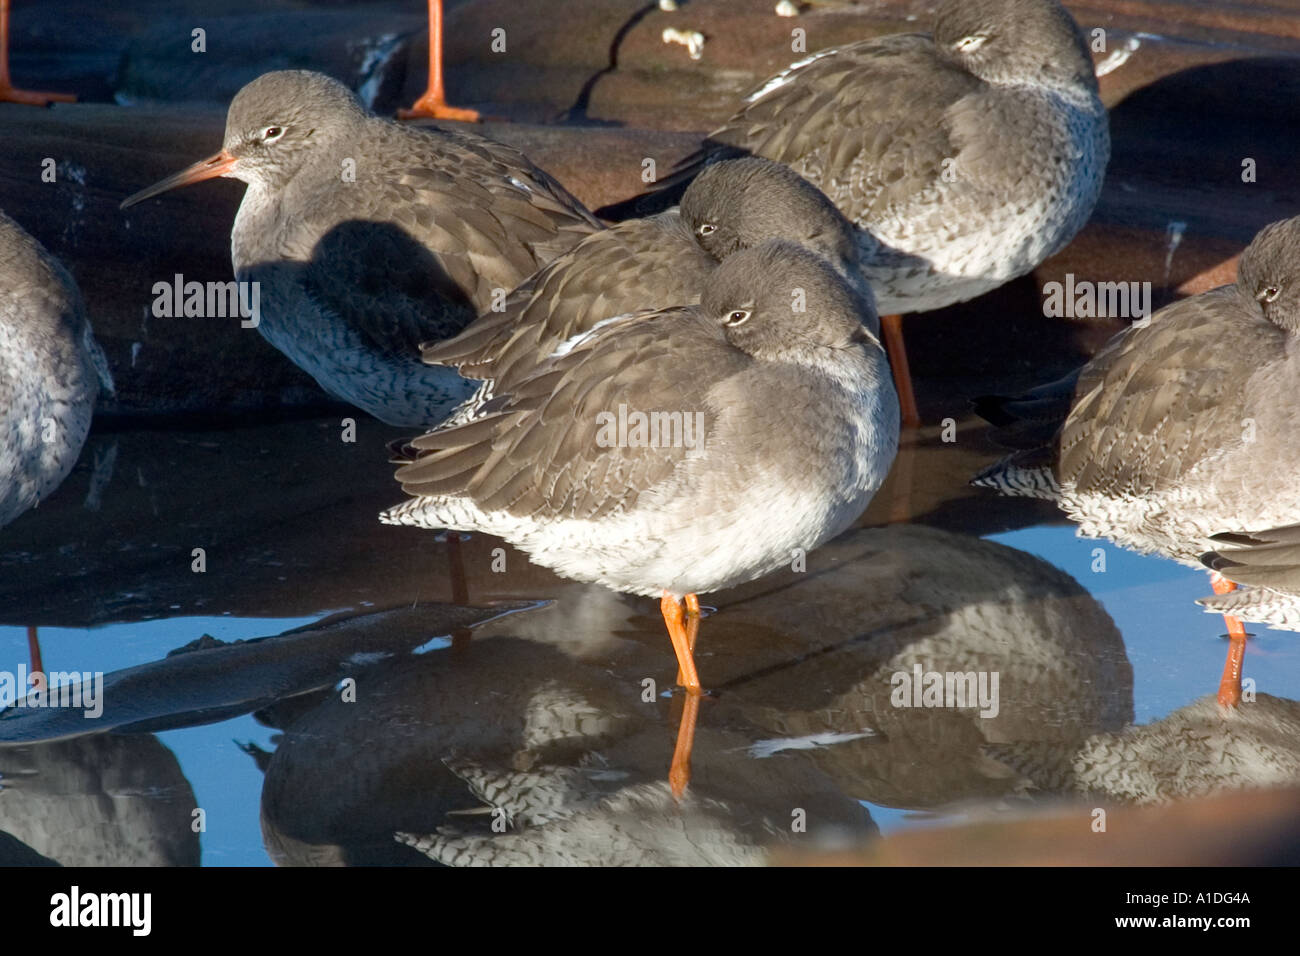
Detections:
[1060, 288, 1278, 498]
[596, 35, 980, 223]
[420, 211, 715, 388]
[395, 309, 739, 521]
[705, 34, 982, 224]
[298, 122, 601, 363]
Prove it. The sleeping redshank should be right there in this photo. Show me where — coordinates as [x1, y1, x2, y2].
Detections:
[975, 215, 1300, 709]
[120, 70, 599, 427]
[424, 157, 874, 416]
[399, 0, 478, 121]
[0, 0, 74, 106]
[599, 0, 1109, 428]
[382, 240, 900, 792]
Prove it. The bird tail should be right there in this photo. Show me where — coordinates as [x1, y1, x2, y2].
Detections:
[969, 370, 1078, 501]
[593, 143, 747, 221]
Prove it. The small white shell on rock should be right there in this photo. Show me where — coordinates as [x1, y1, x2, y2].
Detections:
[662, 27, 705, 60]
[775, 0, 800, 17]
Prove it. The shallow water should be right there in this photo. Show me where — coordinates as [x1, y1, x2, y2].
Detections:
[2, 417, 1298, 866]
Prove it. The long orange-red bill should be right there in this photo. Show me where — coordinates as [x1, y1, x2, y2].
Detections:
[120, 150, 238, 209]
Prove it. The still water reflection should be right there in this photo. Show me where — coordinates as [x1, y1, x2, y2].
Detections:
[1, 420, 1298, 865]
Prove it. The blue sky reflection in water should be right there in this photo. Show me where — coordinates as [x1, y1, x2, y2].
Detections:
[5, 521, 1300, 857]
[0, 616, 319, 867]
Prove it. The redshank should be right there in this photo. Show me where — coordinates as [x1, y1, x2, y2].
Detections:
[975, 215, 1300, 708]
[424, 157, 873, 416]
[120, 70, 600, 428]
[1, 210, 112, 530]
[0, 1, 74, 106]
[382, 241, 899, 791]
[399, 0, 479, 122]
[599, 0, 1109, 428]
[1, 210, 112, 677]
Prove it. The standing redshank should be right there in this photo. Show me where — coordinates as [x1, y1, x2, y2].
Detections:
[382, 241, 900, 792]
[424, 157, 874, 415]
[0, 0, 74, 106]
[399, 0, 479, 122]
[120, 70, 600, 428]
[599, 0, 1109, 427]
[975, 215, 1300, 709]
[1, 210, 112, 675]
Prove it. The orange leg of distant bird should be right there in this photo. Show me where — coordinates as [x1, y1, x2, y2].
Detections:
[1210, 572, 1248, 708]
[398, 0, 479, 122]
[661, 591, 703, 798]
[26, 625, 43, 675]
[881, 314, 920, 429]
[0, 0, 74, 106]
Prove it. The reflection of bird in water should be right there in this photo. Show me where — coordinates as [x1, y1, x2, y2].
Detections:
[246, 629, 870, 866]
[704, 524, 1131, 810]
[399, 772, 775, 867]
[986, 694, 1300, 805]
[120, 70, 598, 427]
[384, 243, 898, 795]
[598, 0, 1109, 427]
[0, 734, 199, 866]
[976, 216, 1300, 707]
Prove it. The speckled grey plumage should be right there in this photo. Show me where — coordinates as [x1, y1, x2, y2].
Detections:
[422, 158, 871, 422]
[397, 768, 772, 867]
[0, 211, 111, 529]
[605, 0, 1109, 315]
[986, 694, 1300, 805]
[122, 70, 600, 427]
[976, 215, 1300, 630]
[381, 241, 898, 599]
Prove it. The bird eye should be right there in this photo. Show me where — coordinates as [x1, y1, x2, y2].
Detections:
[262, 126, 284, 141]
[1259, 284, 1282, 303]
[698, 223, 717, 236]
[953, 34, 989, 53]
[725, 309, 751, 326]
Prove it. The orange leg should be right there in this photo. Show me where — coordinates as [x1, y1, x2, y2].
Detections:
[669, 687, 700, 799]
[660, 591, 702, 692]
[1210, 572, 1248, 708]
[881, 313, 920, 429]
[675, 593, 701, 686]
[0, 1, 74, 106]
[398, 0, 480, 122]
[26, 624, 42, 675]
